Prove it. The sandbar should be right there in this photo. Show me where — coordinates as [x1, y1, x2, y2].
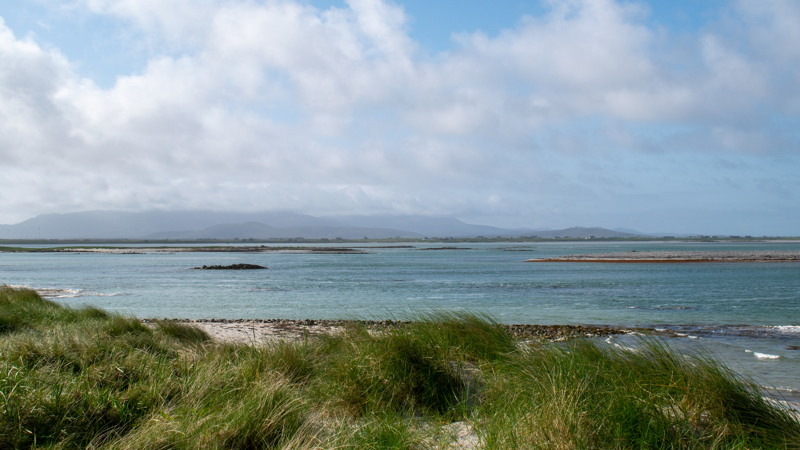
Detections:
[526, 250, 800, 263]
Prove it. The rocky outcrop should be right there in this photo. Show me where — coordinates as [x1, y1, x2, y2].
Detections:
[192, 263, 268, 270]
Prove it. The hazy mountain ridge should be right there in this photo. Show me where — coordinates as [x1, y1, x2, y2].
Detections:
[325, 215, 514, 238]
[524, 227, 639, 239]
[1, 210, 641, 239]
[146, 222, 423, 240]
[0, 211, 330, 239]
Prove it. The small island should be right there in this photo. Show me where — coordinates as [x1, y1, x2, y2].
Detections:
[526, 250, 800, 263]
[191, 263, 268, 270]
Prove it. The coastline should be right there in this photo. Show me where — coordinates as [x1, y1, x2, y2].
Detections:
[146, 319, 800, 343]
[526, 250, 800, 263]
[0, 246, 367, 254]
[144, 318, 651, 344]
[161, 318, 800, 404]
[156, 318, 800, 417]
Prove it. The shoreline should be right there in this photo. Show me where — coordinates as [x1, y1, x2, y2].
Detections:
[527, 250, 800, 263]
[143, 318, 652, 344]
[147, 319, 800, 344]
[154, 319, 800, 408]
[0, 246, 368, 254]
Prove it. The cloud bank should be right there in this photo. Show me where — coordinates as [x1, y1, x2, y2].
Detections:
[0, 0, 798, 234]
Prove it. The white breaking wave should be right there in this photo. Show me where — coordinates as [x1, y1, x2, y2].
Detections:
[43, 288, 83, 298]
[604, 337, 638, 352]
[771, 326, 800, 334]
[746, 350, 781, 360]
[6, 286, 124, 299]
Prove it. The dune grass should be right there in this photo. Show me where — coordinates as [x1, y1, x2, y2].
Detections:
[0, 286, 798, 449]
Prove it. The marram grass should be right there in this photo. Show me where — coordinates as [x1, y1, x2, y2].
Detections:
[1, 286, 798, 449]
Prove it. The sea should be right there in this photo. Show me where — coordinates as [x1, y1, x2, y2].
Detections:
[2, 240, 799, 404]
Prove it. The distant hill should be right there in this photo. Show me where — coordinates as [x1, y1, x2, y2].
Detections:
[0, 210, 644, 240]
[613, 227, 647, 235]
[0, 210, 519, 239]
[517, 227, 639, 239]
[325, 215, 517, 238]
[0, 211, 329, 239]
[146, 222, 422, 240]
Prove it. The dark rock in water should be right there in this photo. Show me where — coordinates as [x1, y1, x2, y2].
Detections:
[787, 345, 800, 351]
[192, 263, 268, 270]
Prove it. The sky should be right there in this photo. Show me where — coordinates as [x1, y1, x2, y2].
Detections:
[0, 0, 798, 235]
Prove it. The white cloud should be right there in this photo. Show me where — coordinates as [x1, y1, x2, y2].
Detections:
[0, 19, 74, 162]
[0, 0, 798, 232]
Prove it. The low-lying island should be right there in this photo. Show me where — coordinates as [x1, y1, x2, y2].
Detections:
[527, 250, 800, 263]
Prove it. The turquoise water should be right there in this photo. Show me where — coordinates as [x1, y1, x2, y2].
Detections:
[2, 240, 799, 396]
[3, 241, 798, 324]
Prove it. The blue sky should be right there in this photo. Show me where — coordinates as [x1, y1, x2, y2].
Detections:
[2, 0, 730, 87]
[0, 0, 798, 235]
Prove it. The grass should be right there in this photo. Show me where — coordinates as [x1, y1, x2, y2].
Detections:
[1, 286, 798, 449]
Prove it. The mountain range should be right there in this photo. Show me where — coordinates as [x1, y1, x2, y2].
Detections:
[0, 210, 646, 240]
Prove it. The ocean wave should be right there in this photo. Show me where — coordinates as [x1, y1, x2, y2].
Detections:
[772, 326, 800, 334]
[746, 350, 781, 359]
[42, 289, 83, 298]
[604, 337, 639, 352]
[672, 332, 700, 339]
[14, 286, 125, 299]
[657, 325, 800, 339]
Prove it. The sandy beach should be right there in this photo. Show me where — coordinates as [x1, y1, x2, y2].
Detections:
[146, 318, 647, 345]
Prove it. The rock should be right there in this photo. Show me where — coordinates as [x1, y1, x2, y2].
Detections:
[192, 263, 268, 270]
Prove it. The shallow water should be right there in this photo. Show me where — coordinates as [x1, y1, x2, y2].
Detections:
[2, 240, 799, 396]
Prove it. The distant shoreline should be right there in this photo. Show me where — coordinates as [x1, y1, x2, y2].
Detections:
[0, 246, 368, 254]
[526, 250, 800, 263]
[1, 237, 799, 248]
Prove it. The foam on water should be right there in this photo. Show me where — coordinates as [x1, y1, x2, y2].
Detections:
[773, 326, 800, 334]
[745, 349, 783, 359]
[7, 285, 123, 299]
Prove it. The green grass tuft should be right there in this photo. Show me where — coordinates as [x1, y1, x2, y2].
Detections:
[155, 319, 212, 345]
